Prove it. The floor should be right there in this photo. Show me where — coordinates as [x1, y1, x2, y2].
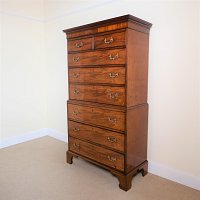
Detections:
[0, 137, 199, 200]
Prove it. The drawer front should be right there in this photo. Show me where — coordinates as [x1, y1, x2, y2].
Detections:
[68, 121, 124, 152]
[68, 37, 92, 52]
[68, 49, 126, 67]
[69, 67, 125, 85]
[68, 103, 125, 131]
[69, 84, 125, 106]
[69, 137, 124, 171]
[94, 32, 125, 49]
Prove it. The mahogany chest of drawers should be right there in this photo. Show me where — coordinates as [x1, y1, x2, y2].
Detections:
[63, 14, 152, 191]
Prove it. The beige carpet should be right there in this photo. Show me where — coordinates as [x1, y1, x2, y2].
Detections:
[0, 136, 199, 200]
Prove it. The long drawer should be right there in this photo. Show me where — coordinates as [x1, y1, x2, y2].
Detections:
[69, 137, 124, 171]
[68, 121, 124, 152]
[68, 103, 125, 131]
[68, 49, 126, 67]
[69, 84, 125, 106]
[69, 67, 125, 85]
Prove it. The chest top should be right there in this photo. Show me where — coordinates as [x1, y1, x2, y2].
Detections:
[63, 14, 152, 39]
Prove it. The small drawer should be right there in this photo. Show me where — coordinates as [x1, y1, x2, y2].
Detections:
[69, 67, 125, 85]
[94, 32, 125, 49]
[69, 137, 124, 171]
[68, 103, 125, 131]
[68, 121, 124, 152]
[68, 37, 92, 52]
[68, 49, 126, 67]
[69, 84, 125, 106]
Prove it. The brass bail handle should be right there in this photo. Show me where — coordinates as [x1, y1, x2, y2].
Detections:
[104, 37, 114, 44]
[107, 137, 117, 143]
[73, 127, 80, 132]
[109, 53, 118, 60]
[108, 92, 119, 99]
[73, 109, 79, 115]
[107, 155, 116, 162]
[73, 56, 79, 62]
[73, 88, 80, 95]
[106, 89, 119, 99]
[72, 72, 80, 78]
[108, 116, 117, 124]
[109, 72, 119, 78]
[75, 41, 84, 48]
[73, 143, 80, 149]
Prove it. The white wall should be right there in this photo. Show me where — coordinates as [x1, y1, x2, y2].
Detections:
[44, 20, 67, 134]
[0, 0, 46, 140]
[44, 0, 200, 188]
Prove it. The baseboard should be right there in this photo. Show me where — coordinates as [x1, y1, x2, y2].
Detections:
[0, 129, 47, 149]
[0, 130, 199, 191]
[149, 161, 200, 191]
[0, 128, 67, 149]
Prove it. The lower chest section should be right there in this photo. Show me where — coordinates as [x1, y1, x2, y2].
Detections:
[67, 102, 125, 171]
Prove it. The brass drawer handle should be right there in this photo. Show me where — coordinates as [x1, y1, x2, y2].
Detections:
[107, 137, 117, 143]
[73, 88, 80, 95]
[109, 72, 119, 78]
[73, 127, 80, 132]
[108, 92, 119, 99]
[73, 110, 79, 115]
[75, 42, 84, 48]
[73, 143, 80, 149]
[104, 36, 114, 44]
[72, 72, 80, 78]
[109, 53, 118, 60]
[108, 116, 117, 124]
[107, 155, 116, 162]
[73, 56, 79, 62]
[106, 89, 119, 99]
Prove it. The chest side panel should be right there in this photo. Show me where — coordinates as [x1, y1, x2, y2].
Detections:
[126, 28, 150, 107]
